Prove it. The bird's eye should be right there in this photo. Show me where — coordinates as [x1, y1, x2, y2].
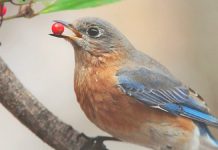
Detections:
[87, 27, 101, 37]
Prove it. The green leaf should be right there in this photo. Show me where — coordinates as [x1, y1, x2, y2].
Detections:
[0, 0, 9, 3]
[10, 0, 32, 4]
[40, 0, 120, 14]
[40, 0, 56, 7]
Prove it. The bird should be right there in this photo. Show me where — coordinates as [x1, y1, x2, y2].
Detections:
[50, 17, 218, 150]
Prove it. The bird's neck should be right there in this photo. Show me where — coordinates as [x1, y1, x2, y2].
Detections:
[74, 48, 127, 69]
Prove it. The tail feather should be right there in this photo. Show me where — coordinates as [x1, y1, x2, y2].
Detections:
[162, 103, 218, 127]
[197, 123, 218, 149]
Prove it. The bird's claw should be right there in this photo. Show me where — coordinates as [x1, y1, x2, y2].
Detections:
[79, 135, 120, 150]
[76, 132, 90, 142]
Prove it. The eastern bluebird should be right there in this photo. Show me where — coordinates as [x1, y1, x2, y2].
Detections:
[50, 17, 218, 150]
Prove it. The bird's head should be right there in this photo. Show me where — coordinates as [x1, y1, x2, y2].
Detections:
[50, 17, 134, 66]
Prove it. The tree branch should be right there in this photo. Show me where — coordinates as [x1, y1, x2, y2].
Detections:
[0, 56, 118, 150]
[3, 3, 39, 21]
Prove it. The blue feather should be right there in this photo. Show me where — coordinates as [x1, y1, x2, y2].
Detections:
[161, 103, 218, 126]
[196, 122, 218, 147]
[117, 67, 218, 127]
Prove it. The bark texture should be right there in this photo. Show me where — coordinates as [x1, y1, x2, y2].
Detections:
[0, 57, 111, 150]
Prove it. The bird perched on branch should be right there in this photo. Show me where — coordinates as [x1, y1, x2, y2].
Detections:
[50, 17, 218, 150]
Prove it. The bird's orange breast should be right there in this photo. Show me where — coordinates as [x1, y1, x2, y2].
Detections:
[74, 62, 196, 147]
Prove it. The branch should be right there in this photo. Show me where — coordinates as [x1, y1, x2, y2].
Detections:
[0, 56, 118, 150]
[3, 3, 39, 21]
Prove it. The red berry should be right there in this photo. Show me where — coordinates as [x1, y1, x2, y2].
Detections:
[0, 6, 7, 16]
[52, 23, 64, 35]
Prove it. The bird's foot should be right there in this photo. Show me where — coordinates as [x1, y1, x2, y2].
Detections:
[77, 133, 120, 150]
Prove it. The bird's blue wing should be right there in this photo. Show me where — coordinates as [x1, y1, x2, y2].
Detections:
[116, 67, 218, 127]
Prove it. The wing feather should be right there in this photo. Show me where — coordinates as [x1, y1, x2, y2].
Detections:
[116, 67, 218, 126]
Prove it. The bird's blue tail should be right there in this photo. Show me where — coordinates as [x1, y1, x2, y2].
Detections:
[162, 103, 218, 127]
[196, 123, 218, 149]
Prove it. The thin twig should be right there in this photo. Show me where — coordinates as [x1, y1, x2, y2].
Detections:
[3, 2, 39, 21]
[3, 14, 22, 20]
[0, 3, 3, 26]
[3, 12, 39, 21]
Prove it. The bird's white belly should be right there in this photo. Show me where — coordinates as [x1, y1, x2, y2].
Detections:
[117, 122, 200, 150]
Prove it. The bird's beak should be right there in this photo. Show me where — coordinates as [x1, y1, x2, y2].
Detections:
[49, 20, 82, 41]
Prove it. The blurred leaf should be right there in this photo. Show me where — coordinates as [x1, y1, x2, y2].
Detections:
[40, 0, 120, 14]
[10, 0, 32, 4]
[0, 0, 9, 3]
[40, 0, 56, 7]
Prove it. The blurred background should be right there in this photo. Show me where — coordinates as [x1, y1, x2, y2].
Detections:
[0, 0, 218, 149]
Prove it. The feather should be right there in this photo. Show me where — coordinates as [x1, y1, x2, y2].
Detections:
[116, 67, 218, 126]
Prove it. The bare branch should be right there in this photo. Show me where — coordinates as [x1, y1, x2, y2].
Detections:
[3, 3, 39, 21]
[0, 56, 118, 150]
